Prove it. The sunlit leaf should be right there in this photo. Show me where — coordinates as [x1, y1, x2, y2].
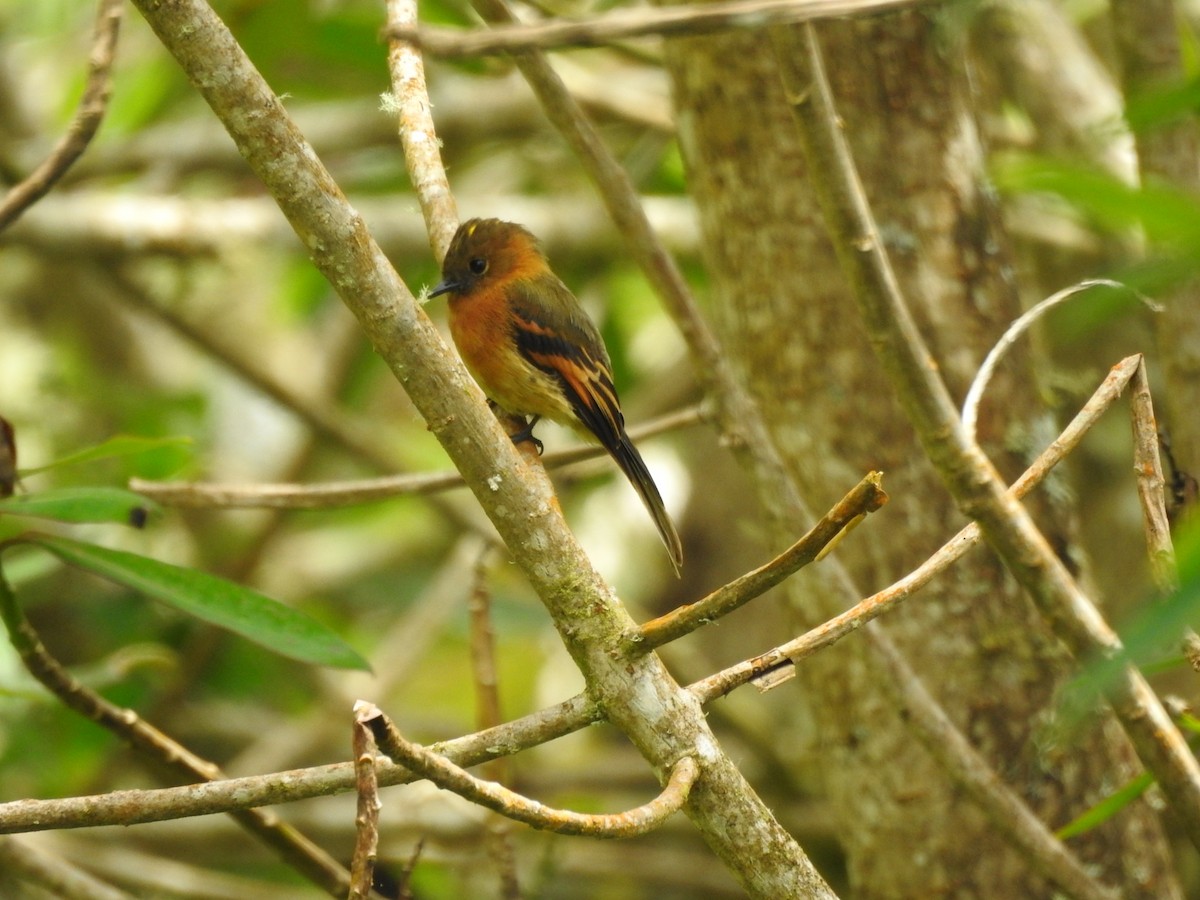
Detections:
[19, 535, 369, 671]
[0, 487, 157, 527]
[1055, 771, 1154, 840]
[1179, 712, 1200, 735]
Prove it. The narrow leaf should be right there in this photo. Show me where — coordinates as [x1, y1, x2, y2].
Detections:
[23, 534, 369, 671]
[1055, 772, 1153, 840]
[0, 487, 157, 527]
[19, 435, 192, 476]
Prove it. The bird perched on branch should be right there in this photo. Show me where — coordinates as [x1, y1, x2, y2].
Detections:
[430, 218, 683, 575]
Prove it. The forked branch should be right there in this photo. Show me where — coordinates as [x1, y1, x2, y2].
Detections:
[358, 702, 699, 838]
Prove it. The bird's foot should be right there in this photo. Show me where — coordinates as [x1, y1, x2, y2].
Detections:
[510, 416, 544, 456]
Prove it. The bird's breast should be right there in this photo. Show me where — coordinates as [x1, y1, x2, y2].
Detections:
[448, 293, 575, 425]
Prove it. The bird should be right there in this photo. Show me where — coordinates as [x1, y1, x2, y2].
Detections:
[430, 218, 683, 575]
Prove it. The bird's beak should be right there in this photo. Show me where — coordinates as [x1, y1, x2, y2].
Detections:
[429, 278, 459, 298]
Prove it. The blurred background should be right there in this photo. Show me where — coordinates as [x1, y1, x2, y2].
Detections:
[1, 0, 1198, 897]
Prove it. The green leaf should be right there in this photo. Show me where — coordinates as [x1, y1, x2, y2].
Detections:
[19, 435, 192, 477]
[21, 535, 369, 671]
[1055, 771, 1154, 840]
[993, 154, 1200, 248]
[0, 487, 157, 526]
[1125, 74, 1200, 134]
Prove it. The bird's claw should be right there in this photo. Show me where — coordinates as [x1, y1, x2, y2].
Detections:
[510, 417, 544, 455]
[512, 429, 544, 455]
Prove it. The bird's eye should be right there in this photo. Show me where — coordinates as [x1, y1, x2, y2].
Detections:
[469, 257, 488, 275]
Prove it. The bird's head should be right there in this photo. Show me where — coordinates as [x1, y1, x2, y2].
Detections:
[430, 218, 547, 298]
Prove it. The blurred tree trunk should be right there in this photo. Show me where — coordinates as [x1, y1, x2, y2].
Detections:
[663, 9, 1180, 898]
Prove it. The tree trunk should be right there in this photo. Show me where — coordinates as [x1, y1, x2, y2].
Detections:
[663, 9, 1179, 897]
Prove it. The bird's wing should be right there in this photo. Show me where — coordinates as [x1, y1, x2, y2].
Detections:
[509, 279, 683, 574]
[507, 280, 624, 449]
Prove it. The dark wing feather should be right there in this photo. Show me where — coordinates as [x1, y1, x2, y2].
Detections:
[507, 281, 624, 451]
[506, 281, 683, 574]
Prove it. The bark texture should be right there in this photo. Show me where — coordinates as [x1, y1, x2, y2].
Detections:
[663, 9, 1179, 898]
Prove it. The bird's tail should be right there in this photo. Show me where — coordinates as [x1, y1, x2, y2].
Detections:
[609, 433, 683, 576]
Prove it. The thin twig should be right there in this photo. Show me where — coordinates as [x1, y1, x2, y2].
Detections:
[389, 0, 931, 58]
[349, 714, 381, 900]
[5, 192, 697, 261]
[0, 571, 360, 898]
[0, 692, 603, 834]
[632, 471, 886, 654]
[1128, 361, 1199, 665]
[384, 0, 458, 255]
[396, 840, 423, 900]
[1129, 361, 1178, 593]
[104, 265, 399, 473]
[466, 546, 521, 899]
[0, 0, 123, 231]
[0, 835, 132, 900]
[960, 279, 1148, 442]
[129, 406, 703, 509]
[359, 702, 698, 838]
[693, 355, 1144, 700]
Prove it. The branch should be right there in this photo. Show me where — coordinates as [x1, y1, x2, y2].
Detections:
[101, 265, 399, 473]
[468, 546, 506, 751]
[772, 20, 1200, 850]
[960, 279, 1150, 442]
[466, 545, 522, 897]
[632, 471, 886, 653]
[0, 692, 602, 834]
[0, 0, 123, 231]
[358, 702, 698, 838]
[128, 406, 703, 509]
[349, 716, 381, 900]
[1130, 361, 1178, 592]
[389, 0, 931, 58]
[4, 192, 698, 259]
[0, 571, 359, 898]
[693, 355, 1145, 700]
[384, 0, 458, 255]
[868, 637, 1119, 900]
[0, 835, 131, 900]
